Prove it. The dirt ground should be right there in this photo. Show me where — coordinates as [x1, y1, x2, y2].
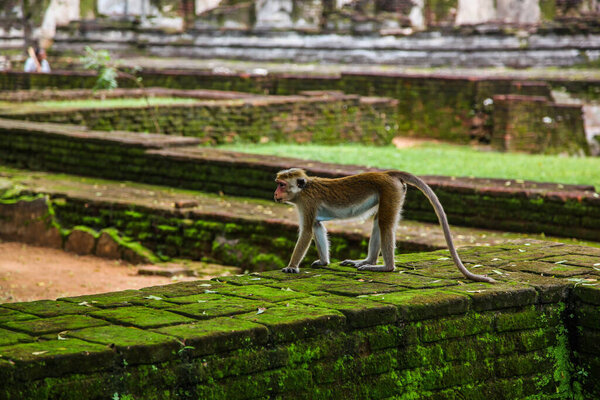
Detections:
[0, 241, 199, 303]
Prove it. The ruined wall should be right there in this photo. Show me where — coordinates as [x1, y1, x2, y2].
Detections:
[0, 241, 599, 399]
[0, 94, 397, 145]
[1, 119, 599, 242]
[492, 94, 589, 155]
[0, 70, 593, 151]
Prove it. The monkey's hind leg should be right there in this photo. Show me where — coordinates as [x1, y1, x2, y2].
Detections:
[340, 215, 382, 268]
[356, 208, 397, 272]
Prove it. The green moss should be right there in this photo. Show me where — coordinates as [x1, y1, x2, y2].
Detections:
[154, 317, 269, 356]
[2, 314, 108, 336]
[234, 304, 345, 343]
[89, 306, 196, 329]
[66, 325, 182, 364]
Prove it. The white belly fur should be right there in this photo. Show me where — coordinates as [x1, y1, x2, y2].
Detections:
[316, 195, 379, 221]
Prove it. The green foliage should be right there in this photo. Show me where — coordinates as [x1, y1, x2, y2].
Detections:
[80, 46, 119, 91]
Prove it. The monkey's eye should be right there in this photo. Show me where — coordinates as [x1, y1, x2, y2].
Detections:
[277, 182, 287, 189]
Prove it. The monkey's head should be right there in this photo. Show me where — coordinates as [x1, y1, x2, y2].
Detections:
[274, 168, 308, 204]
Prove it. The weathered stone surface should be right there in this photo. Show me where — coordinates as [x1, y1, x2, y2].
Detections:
[0, 241, 599, 398]
[58, 289, 145, 308]
[1, 315, 108, 336]
[448, 282, 538, 311]
[66, 325, 182, 364]
[154, 317, 269, 356]
[94, 231, 121, 259]
[64, 227, 97, 255]
[365, 289, 471, 321]
[0, 328, 34, 346]
[0, 338, 115, 380]
[167, 295, 272, 320]
[297, 295, 397, 328]
[90, 306, 196, 329]
[1, 300, 99, 317]
[0, 197, 63, 249]
[234, 304, 346, 343]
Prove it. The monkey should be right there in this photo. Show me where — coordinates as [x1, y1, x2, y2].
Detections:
[273, 168, 496, 284]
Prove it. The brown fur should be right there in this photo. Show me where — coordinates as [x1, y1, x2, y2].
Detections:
[274, 168, 495, 283]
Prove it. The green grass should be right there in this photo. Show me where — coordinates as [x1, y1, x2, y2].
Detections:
[0, 97, 202, 111]
[218, 143, 600, 190]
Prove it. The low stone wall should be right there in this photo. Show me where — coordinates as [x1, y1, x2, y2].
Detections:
[0, 70, 593, 150]
[0, 92, 397, 145]
[1, 119, 598, 241]
[492, 94, 589, 155]
[0, 241, 598, 399]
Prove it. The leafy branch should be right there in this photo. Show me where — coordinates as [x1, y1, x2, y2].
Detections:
[80, 46, 161, 134]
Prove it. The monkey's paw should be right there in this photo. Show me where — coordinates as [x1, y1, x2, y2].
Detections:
[357, 264, 395, 272]
[282, 267, 300, 273]
[311, 260, 329, 268]
[340, 259, 371, 268]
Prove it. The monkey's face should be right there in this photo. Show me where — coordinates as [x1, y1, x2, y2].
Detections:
[274, 178, 306, 204]
[274, 180, 291, 203]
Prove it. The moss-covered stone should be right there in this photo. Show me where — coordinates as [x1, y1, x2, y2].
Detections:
[234, 304, 345, 343]
[58, 289, 146, 308]
[573, 284, 600, 305]
[2, 314, 108, 335]
[66, 325, 182, 364]
[0, 307, 37, 324]
[448, 282, 538, 311]
[217, 285, 310, 302]
[90, 306, 196, 329]
[167, 295, 273, 319]
[1, 300, 99, 317]
[297, 295, 397, 328]
[139, 280, 226, 298]
[0, 338, 115, 381]
[154, 317, 269, 356]
[0, 327, 34, 346]
[418, 312, 495, 343]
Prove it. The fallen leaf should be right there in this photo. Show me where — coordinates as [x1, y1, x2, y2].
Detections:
[554, 260, 567, 264]
[257, 307, 266, 315]
[32, 351, 48, 356]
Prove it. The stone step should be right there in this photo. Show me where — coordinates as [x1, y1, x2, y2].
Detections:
[0, 241, 598, 398]
[0, 167, 561, 271]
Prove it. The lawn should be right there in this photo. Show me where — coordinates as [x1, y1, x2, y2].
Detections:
[219, 142, 600, 191]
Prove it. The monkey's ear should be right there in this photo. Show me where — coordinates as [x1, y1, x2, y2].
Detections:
[297, 178, 306, 188]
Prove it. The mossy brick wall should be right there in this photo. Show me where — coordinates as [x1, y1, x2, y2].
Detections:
[0, 96, 397, 145]
[572, 285, 600, 397]
[1, 119, 599, 241]
[48, 196, 369, 271]
[0, 70, 592, 145]
[0, 241, 598, 399]
[491, 94, 590, 155]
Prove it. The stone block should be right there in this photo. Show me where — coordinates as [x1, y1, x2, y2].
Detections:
[95, 231, 121, 259]
[64, 227, 97, 255]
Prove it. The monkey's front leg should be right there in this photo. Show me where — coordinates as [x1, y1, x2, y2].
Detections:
[340, 216, 381, 268]
[282, 224, 313, 273]
[310, 221, 330, 267]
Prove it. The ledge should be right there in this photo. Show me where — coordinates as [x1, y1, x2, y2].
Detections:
[0, 240, 599, 398]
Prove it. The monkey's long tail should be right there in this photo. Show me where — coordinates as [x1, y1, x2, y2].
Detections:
[392, 171, 497, 284]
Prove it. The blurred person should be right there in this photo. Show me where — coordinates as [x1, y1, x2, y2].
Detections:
[24, 46, 51, 73]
